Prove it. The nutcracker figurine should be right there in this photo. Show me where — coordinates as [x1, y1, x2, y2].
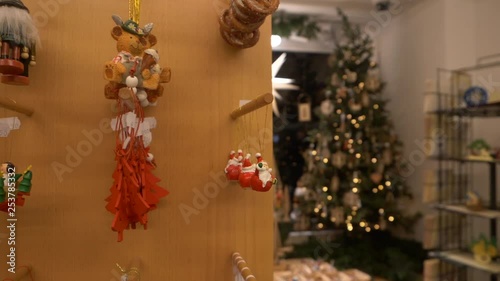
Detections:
[0, 0, 39, 85]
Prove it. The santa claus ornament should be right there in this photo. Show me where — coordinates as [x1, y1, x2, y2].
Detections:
[238, 153, 254, 188]
[0, 0, 39, 85]
[250, 153, 276, 192]
[225, 151, 276, 192]
[225, 149, 243, 180]
[104, 0, 169, 242]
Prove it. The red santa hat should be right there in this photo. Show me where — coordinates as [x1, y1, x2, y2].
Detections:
[229, 150, 235, 160]
[242, 154, 252, 168]
[255, 152, 263, 163]
[237, 149, 243, 161]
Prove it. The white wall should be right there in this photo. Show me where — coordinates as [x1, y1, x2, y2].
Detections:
[376, 0, 447, 241]
[378, 0, 500, 278]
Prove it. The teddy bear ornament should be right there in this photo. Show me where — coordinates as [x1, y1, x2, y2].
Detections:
[0, 0, 39, 85]
[104, 14, 171, 108]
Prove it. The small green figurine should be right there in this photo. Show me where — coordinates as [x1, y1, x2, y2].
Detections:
[0, 162, 33, 212]
[468, 139, 493, 161]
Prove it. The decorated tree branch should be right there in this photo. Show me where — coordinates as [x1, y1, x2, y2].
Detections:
[302, 8, 420, 234]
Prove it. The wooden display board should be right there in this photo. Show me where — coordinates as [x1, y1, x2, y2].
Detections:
[0, 0, 274, 280]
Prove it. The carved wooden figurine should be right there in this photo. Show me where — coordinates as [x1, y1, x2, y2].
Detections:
[0, 0, 38, 85]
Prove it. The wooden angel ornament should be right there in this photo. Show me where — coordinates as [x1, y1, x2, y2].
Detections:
[104, 15, 171, 108]
[0, 0, 39, 85]
[0, 162, 33, 212]
[103, 12, 169, 242]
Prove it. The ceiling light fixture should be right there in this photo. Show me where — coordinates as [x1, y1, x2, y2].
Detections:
[271, 35, 282, 48]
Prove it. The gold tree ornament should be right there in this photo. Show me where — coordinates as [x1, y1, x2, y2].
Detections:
[330, 175, 340, 192]
[129, 0, 141, 23]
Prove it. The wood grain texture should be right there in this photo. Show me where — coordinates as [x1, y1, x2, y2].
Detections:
[0, 0, 274, 280]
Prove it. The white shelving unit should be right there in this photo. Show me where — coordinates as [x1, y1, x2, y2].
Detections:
[430, 251, 500, 275]
[427, 59, 500, 281]
[432, 204, 500, 219]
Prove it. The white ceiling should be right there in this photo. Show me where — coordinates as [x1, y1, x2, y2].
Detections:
[273, 0, 376, 53]
[278, 0, 374, 22]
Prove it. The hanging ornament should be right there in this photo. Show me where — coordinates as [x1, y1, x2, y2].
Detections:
[0, 0, 39, 85]
[330, 175, 340, 192]
[0, 163, 33, 213]
[104, 3, 171, 242]
[297, 94, 312, 122]
[376, 162, 385, 173]
[251, 153, 277, 192]
[307, 149, 315, 172]
[331, 73, 341, 87]
[338, 113, 346, 133]
[331, 207, 345, 226]
[321, 138, 331, 159]
[379, 216, 387, 230]
[104, 13, 171, 106]
[336, 87, 347, 99]
[370, 172, 383, 184]
[320, 99, 334, 116]
[361, 92, 370, 107]
[290, 202, 302, 221]
[345, 69, 358, 83]
[225, 149, 243, 180]
[320, 205, 328, 219]
[348, 100, 362, 113]
[238, 154, 255, 189]
[331, 151, 346, 169]
[366, 68, 381, 91]
[343, 191, 361, 209]
[383, 149, 393, 165]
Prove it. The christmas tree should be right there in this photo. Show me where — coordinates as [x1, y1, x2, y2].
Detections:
[302, 9, 419, 234]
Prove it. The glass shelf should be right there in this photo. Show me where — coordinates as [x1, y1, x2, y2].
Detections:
[428, 156, 500, 164]
[432, 204, 500, 219]
[430, 251, 500, 274]
[428, 104, 500, 117]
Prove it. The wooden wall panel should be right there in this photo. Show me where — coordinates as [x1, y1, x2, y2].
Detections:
[0, 0, 274, 280]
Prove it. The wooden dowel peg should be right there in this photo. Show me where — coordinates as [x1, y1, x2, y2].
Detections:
[230, 93, 273, 120]
[232, 252, 257, 281]
[13, 265, 31, 281]
[0, 96, 34, 117]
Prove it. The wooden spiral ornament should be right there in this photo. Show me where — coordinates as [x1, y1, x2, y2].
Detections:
[219, 0, 279, 49]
